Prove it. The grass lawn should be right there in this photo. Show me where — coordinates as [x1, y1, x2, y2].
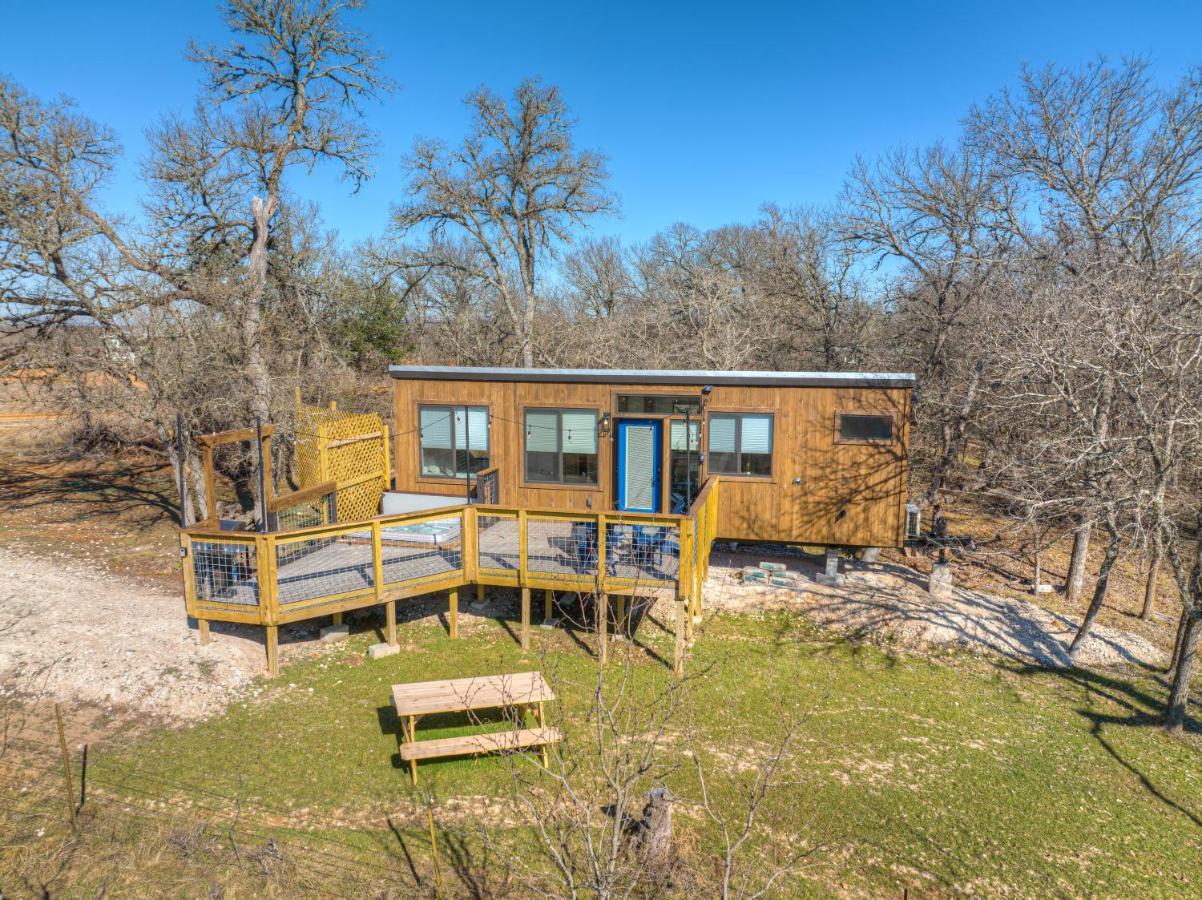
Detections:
[9, 605, 1202, 897]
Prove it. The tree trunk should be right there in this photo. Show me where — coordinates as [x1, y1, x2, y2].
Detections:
[242, 195, 277, 519]
[637, 787, 674, 865]
[162, 428, 196, 526]
[188, 447, 210, 523]
[1141, 537, 1162, 621]
[244, 195, 276, 423]
[925, 360, 983, 505]
[1165, 608, 1201, 734]
[1066, 518, 1121, 665]
[1065, 516, 1092, 604]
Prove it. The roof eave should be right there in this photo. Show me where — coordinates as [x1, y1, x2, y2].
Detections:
[387, 365, 916, 389]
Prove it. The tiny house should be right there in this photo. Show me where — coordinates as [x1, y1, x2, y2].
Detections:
[389, 366, 914, 548]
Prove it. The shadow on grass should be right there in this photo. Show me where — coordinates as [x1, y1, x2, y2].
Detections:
[1004, 662, 1202, 828]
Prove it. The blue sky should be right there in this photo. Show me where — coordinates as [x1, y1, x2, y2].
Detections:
[2, 0, 1199, 248]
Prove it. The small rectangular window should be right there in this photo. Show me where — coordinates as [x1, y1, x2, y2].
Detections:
[616, 395, 702, 415]
[839, 413, 893, 442]
[525, 409, 599, 485]
[419, 405, 489, 478]
[707, 413, 773, 477]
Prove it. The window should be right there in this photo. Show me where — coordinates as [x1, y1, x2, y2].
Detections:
[707, 413, 772, 477]
[525, 409, 599, 484]
[419, 406, 489, 478]
[669, 419, 701, 512]
[616, 394, 702, 415]
[838, 413, 893, 442]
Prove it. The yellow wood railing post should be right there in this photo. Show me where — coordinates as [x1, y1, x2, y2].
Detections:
[382, 422, 392, 490]
[256, 534, 280, 676]
[463, 506, 478, 585]
[371, 519, 395, 645]
[679, 516, 694, 645]
[518, 510, 530, 651]
[181, 531, 197, 614]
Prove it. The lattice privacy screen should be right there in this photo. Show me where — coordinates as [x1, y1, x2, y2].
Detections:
[295, 403, 391, 523]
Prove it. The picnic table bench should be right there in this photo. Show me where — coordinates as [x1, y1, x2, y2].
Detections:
[391, 671, 561, 785]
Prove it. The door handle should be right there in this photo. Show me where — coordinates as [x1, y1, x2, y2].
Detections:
[792, 476, 802, 486]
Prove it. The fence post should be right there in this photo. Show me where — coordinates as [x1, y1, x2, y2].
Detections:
[180, 520, 206, 647]
[54, 703, 76, 831]
[257, 534, 279, 676]
[597, 514, 608, 665]
[518, 510, 530, 651]
[181, 531, 197, 617]
[382, 422, 392, 491]
[371, 519, 396, 645]
[462, 507, 478, 585]
[678, 515, 695, 651]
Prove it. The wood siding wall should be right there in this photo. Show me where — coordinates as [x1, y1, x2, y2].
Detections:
[391, 379, 910, 548]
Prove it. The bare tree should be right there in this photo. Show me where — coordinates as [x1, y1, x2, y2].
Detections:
[174, 0, 389, 423]
[968, 57, 1202, 604]
[757, 204, 875, 371]
[842, 140, 1011, 505]
[393, 78, 615, 367]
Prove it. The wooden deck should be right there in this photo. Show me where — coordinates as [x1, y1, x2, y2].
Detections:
[192, 514, 681, 608]
[181, 479, 720, 677]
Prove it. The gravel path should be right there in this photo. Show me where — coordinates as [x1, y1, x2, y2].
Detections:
[0, 545, 267, 721]
[704, 550, 1166, 670]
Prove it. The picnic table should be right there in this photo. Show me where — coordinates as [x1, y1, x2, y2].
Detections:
[391, 671, 561, 785]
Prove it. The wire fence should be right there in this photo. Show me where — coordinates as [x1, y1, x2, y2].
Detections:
[183, 477, 720, 630]
[275, 529, 376, 606]
[477, 513, 519, 575]
[380, 514, 463, 587]
[474, 467, 500, 504]
[190, 538, 260, 608]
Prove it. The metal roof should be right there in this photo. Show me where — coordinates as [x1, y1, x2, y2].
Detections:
[387, 365, 916, 389]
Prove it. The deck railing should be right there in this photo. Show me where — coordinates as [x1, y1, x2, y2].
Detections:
[181, 477, 719, 674]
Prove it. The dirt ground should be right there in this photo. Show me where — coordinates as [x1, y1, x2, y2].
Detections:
[704, 547, 1165, 670]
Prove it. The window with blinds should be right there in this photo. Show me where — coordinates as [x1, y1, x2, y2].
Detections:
[524, 409, 599, 484]
[707, 413, 772, 477]
[419, 405, 489, 478]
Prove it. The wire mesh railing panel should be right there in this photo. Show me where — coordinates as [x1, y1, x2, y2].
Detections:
[527, 516, 598, 580]
[274, 529, 375, 606]
[477, 514, 519, 574]
[273, 492, 334, 532]
[474, 468, 500, 504]
[191, 540, 260, 607]
[606, 521, 680, 585]
[379, 514, 463, 586]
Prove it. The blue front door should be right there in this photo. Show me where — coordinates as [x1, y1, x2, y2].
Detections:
[615, 419, 662, 513]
